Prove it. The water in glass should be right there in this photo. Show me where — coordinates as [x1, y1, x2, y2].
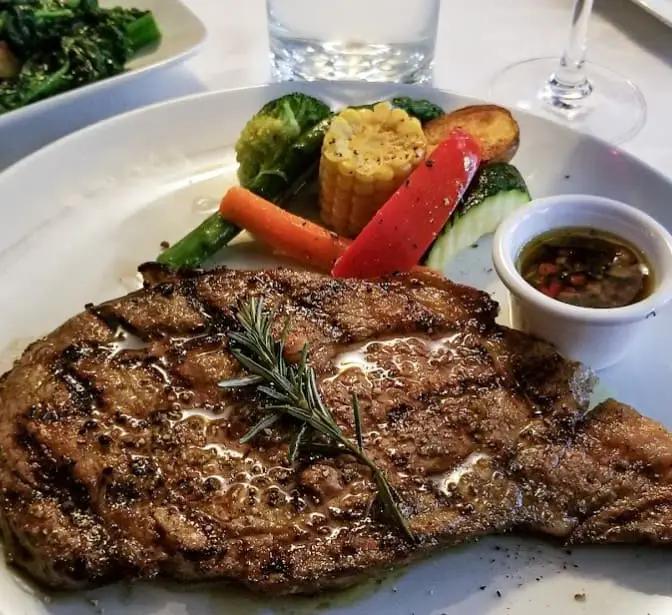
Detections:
[267, 0, 440, 83]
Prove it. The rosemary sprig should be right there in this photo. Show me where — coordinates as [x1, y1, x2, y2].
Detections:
[219, 297, 414, 542]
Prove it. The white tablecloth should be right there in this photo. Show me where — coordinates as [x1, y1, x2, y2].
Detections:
[2, 0, 672, 175]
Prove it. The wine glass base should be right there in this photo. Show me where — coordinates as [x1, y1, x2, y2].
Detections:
[489, 57, 646, 144]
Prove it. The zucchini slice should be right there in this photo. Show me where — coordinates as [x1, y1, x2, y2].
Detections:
[423, 163, 531, 270]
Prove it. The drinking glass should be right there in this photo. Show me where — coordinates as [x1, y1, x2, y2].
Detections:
[490, 0, 646, 144]
[267, 0, 440, 83]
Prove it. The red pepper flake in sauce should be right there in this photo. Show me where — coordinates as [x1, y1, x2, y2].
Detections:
[518, 227, 652, 309]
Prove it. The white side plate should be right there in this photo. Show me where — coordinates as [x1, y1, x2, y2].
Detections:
[629, 0, 672, 27]
[0, 82, 671, 615]
[0, 0, 206, 129]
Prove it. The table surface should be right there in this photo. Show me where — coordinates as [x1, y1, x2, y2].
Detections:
[1, 0, 672, 175]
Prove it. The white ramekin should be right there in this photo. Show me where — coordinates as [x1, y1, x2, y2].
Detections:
[492, 194, 672, 370]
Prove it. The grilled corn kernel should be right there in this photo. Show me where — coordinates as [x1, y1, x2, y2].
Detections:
[319, 102, 427, 237]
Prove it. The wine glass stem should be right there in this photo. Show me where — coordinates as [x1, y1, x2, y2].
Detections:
[546, 0, 594, 106]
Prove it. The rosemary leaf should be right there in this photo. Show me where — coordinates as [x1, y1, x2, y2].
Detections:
[352, 393, 364, 453]
[280, 315, 292, 342]
[263, 403, 315, 425]
[227, 332, 268, 359]
[309, 370, 333, 424]
[288, 423, 308, 462]
[296, 343, 309, 383]
[227, 331, 254, 346]
[304, 442, 348, 457]
[264, 404, 340, 438]
[373, 470, 415, 542]
[229, 349, 275, 380]
[231, 349, 294, 394]
[218, 375, 264, 388]
[257, 384, 290, 402]
[240, 414, 281, 444]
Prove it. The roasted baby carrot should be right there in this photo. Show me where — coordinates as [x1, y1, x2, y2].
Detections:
[219, 186, 351, 272]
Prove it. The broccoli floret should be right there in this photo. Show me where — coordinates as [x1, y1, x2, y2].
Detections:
[390, 96, 444, 123]
[350, 96, 445, 124]
[235, 93, 332, 190]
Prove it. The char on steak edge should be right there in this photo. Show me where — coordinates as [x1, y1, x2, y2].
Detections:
[0, 265, 670, 594]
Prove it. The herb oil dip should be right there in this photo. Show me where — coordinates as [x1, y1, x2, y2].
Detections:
[518, 226, 652, 309]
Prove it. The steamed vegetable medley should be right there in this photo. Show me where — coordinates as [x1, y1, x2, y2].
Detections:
[157, 93, 533, 278]
[0, 0, 161, 115]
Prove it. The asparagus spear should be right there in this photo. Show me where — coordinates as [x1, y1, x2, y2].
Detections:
[156, 215, 240, 270]
[157, 113, 332, 269]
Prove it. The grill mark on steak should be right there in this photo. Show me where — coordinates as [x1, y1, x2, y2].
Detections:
[178, 277, 237, 332]
[52, 345, 102, 416]
[138, 262, 205, 287]
[283, 292, 347, 344]
[86, 303, 147, 341]
[2, 267, 672, 593]
[18, 428, 91, 511]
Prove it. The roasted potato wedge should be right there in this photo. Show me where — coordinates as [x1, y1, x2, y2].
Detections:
[424, 104, 520, 163]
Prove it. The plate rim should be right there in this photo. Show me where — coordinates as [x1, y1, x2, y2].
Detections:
[629, 0, 672, 27]
[0, 0, 208, 129]
[1, 80, 670, 195]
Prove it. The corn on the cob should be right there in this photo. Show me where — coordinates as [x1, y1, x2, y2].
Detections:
[319, 102, 427, 237]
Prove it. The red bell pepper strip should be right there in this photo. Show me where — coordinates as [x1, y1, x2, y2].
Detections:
[331, 130, 482, 279]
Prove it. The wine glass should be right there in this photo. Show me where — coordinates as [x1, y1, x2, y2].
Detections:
[490, 0, 646, 144]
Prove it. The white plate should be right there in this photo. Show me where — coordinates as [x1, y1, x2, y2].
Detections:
[0, 82, 672, 615]
[629, 0, 672, 27]
[0, 0, 206, 129]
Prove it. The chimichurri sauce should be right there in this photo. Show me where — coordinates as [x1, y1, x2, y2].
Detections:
[518, 227, 652, 308]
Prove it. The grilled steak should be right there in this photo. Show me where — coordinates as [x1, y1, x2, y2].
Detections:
[0, 266, 670, 593]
